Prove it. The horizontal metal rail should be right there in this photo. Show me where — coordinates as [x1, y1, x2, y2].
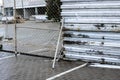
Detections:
[65, 52, 120, 64]
[63, 24, 120, 32]
[63, 37, 120, 47]
[61, 0, 120, 2]
[64, 45, 120, 56]
[90, 63, 120, 69]
[64, 18, 120, 24]
[61, 2, 120, 9]
[63, 31, 120, 40]
[61, 11, 120, 17]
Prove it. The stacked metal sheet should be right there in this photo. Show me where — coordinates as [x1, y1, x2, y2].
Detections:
[61, 0, 120, 65]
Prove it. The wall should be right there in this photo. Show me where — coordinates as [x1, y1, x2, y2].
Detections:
[4, 0, 46, 8]
[3, 0, 46, 17]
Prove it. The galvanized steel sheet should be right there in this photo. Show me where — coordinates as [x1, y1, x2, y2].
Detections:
[61, 0, 120, 65]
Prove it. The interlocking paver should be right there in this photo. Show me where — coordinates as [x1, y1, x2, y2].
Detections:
[0, 55, 120, 80]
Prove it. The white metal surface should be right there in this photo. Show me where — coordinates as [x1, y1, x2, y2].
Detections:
[64, 45, 120, 56]
[61, 10, 120, 17]
[61, 0, 120, 67]
[90, 63, 120, 69]
[61, 1, 120, 9]
[64, 24, 120, 32]
[64, 18, 120, 24]
[64, 31, 120, 40]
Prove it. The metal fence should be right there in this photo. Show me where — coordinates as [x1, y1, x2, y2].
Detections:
[16, 27, 59, 57]
[60, 0, 120, 66]
[1, 0, 60, 58]
[1, 0, 120, 69]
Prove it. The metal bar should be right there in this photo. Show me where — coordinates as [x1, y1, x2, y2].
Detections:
[47, 63, 88, 80]
[63, 37, 120, 47]
[64, 51, 120, 59]
[90, 63, 120, 69]
[64, 37, 120, 43]
[64, 45, 120, 56]
[61, 2, 120, 9]
[61, 0, 120, 2]
[63, 24, 120, 32]
[61, 10, 120, 17]
[52, 18, 64, 68]
[64, 18, 120, 24]
[65, 52, 120, 64]
[14, 0, 17, 56]
[62, 9, 120, 12]
[16, 27, 59, 31]
[63, 31, 120, 40]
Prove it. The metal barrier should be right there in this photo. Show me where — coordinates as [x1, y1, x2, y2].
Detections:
[1, 0, 60, 58]
[52, 0, 120, 68]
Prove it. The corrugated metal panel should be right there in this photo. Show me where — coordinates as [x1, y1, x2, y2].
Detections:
[61, 10, 120, 17]
[63, 24, 120, 32]
[61, 0, 120, 66]
[61, 1, 120, 9]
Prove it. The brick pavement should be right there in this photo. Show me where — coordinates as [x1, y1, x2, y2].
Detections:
[0, 55, 120, 80]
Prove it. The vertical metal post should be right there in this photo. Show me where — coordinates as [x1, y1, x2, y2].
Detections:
[14, 0, 17, 56]
[52, 18, 64, 69]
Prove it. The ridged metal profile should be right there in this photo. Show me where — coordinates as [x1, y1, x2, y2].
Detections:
[60, 0, 120, 66]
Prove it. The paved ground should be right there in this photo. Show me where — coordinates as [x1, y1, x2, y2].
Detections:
[0, 52, 14, 58]
[0, 55, 120, 80]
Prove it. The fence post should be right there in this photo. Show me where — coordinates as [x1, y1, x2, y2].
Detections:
[14, 0, 18, 56]
[52, 18, 64, 69]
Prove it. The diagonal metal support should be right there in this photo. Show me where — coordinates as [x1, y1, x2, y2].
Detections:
[52, 18, 64, 69]
[47, 63, 88, 80]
